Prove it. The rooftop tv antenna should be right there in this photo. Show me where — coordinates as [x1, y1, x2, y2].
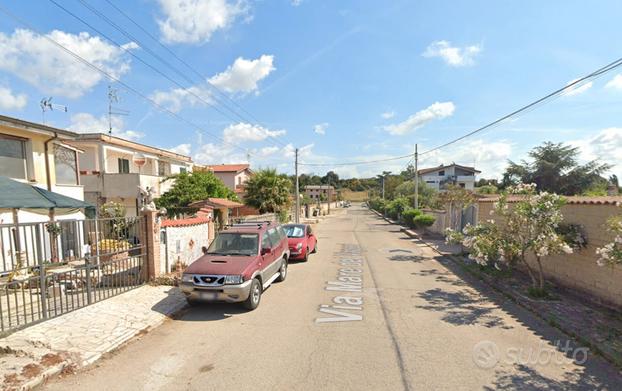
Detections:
[40, 97, 67, 125]
[107, 85, 129, 135]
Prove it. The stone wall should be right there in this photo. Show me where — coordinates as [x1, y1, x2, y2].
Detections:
[477, 199, 622, 308]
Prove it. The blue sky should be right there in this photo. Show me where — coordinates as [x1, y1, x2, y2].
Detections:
[1, 0, 621, 179]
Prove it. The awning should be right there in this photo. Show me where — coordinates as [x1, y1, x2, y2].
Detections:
[0, 176, 93, 210]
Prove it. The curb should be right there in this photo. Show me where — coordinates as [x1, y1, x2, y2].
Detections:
[392, 219, 622, 370]
[5, 291, 188, 391]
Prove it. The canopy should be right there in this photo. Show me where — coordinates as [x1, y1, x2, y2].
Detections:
[0, 176, 93, 210]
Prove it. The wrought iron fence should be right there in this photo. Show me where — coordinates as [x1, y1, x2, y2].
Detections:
[0, 216, 146, 335]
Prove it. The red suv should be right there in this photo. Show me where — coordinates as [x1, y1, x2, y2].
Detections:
[181, 222, 290, 310]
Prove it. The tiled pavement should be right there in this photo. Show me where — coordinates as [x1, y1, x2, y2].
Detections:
[0, 285, 186, 390]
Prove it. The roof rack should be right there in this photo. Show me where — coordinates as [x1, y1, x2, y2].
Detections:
[225, 221, 274, 229]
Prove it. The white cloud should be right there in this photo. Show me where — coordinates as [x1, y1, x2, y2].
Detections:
[209, 55, 275, 94]
[605, 74, 622, 90]
[563, 78, 592, 96]
[157, 0, 249, 44]
[0, 86, 27, 110]
[384, 102, 455, 135]
[150, 54, 275, 112]
[67, 112, 144, 141]
[570, 128, 622, 173]
[168, 143, 192, 155]
[291, 0, 303, 5]
[422, 40, 482, 67]
[381, 111, 395, 119]
[0, 29, 135, 99]
[222, 122, 286, 143]
[313, 123, 328, 135]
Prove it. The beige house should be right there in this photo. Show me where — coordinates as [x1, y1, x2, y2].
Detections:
[0, 115, 85, 224]
[69, 134, 193, 216]
[304, 185, 336, 201]
[201, 164, 252, 199]
[418, 163, 480, 191]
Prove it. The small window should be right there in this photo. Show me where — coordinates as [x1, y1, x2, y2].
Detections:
[0, 134, 27, 179]
[459, 183, 466, 188]
[426, 180, 435, 184]
[118, 158, 130, 174]
[438, 170, 445, 176]
[158, 161, 170, 176]
[54, 145, 78, 185]
[179, 167, 187, 174]
[268, 228, 280, 246]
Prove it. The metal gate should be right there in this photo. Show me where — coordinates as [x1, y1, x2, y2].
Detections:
[0, 216, 146, 335]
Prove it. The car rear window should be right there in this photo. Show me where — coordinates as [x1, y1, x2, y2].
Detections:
[284, 225, 305, 238]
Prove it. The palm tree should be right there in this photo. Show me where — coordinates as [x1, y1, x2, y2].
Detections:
[244, 169, 292, 214]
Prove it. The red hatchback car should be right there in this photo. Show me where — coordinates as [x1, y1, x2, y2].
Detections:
[283, 224, 317, 262]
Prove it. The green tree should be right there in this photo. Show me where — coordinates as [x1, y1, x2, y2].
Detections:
[321, 170, 340, 186]
[244, 169, 292, 214]
[501, 142, 611, 195]
[394, 180, 439, 209]
[156, 171, 237, 216]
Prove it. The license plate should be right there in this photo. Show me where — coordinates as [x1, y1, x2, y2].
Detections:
[200, 291, 218, 300]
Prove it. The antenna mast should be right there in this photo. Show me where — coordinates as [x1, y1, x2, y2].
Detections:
[40, 97, 68, 125]
[107, 84, 129, 136]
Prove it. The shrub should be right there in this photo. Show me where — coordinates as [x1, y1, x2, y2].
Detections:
[386, 197, 410, 220]
[413, 214, 435, 228]
[402, 208, 422, 227]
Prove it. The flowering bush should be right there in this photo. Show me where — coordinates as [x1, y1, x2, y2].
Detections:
[445, 183, 572, 292]
[596, 212, 622, 267]
[556, 223, 588, 251]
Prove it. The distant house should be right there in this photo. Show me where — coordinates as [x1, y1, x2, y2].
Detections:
[68, 133, 193, 217]
[304, 185, 336, 201]
[418, 164, 480, 191]
[0, 114, 85, 224]
[201, 164, 252, 199]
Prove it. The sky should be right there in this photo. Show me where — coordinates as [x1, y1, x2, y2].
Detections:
[0, 0, 621, 180]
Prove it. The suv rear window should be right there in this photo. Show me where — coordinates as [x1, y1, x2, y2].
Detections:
[207, 233, 259, 256]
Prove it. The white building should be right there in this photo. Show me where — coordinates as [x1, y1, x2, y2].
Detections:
[69, 134, 193, 217]
[418, 164, 480, 191]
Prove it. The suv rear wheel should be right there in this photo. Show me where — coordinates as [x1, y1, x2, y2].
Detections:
[243, 278, 262, 310]
[276, 257, 288, 282]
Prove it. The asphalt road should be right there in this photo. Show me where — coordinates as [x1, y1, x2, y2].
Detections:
[45, 205, 622, 390]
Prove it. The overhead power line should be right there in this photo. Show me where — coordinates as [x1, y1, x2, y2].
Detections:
[298, 153, 413, 167]
[0, 4, 252, 155]
[76, 0, 289, 149]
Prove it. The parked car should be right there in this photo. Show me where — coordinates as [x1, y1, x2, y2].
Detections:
[283, 224, 317, 262]
[180, 222, 290, 310]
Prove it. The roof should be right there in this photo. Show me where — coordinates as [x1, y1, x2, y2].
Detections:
[418, 164, 481, 175]
[205, 164, 250, 173]
[68, 133, 192, 163]
[188, 198, 244, 209]
[161, 217, 210, 228]
[304, 185, 334, 189]
[0, 114, 79, 139]
[0, 176, 93, 210]
[478, 195, 622, 206]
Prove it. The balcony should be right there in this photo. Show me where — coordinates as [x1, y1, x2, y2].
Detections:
[80, 173, 172, 199]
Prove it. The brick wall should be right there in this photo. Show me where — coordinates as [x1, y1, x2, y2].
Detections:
[477, 200, 622, 308]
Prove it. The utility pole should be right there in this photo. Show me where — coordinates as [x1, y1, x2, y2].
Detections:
[414, 143, 419, 209]
[295, 148, 300, 223]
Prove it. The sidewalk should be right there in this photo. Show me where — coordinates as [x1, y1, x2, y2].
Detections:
[0, 285, 186, 390]
[400, 227, 622, 370]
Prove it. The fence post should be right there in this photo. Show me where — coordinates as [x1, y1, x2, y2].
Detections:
[85, 256, 92, 305]
[141, 210, 161, 280]
[38, 256, 47, 320]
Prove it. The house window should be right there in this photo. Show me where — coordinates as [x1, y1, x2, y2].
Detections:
[0, 134, 27, 179]
[54, 145, 78, 185]
[118, 158, 130, 174]
[438, 170, 445, 176]
[459, 183, 466, 188]
[158, 161, 170, 176]
[179, 167, 187, 174]
[237, 176, 242, 185]
[426, 180, 435, 184]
